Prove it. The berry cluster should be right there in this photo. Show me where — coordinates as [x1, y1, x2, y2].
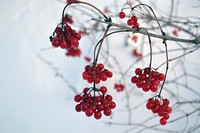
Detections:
[82, 63, 113, 84]
[127, 15, 139, 28]
[131, 36, 138, 43]
[63, 14, 73, 24]
[131, 68, 165, 92]
[146, 97, 172, 125]
[133, 49, 142, 58]
[118, 11, 139, 28]
[51, 24, 81, 50]
[74, 87, 116, 119]
[114, 83, 125, 92]
[65, 47, 81, 57]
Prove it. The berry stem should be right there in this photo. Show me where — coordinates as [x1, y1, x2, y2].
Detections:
[140, 28, 153, 69]
[92, 26, 111, 87]
[158, 34, 169, 96]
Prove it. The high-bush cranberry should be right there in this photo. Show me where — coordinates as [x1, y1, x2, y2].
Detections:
[119, 11, 126, 19]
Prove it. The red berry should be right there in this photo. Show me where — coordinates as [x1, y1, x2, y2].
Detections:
[74, 95, 82, 102]
[163, 99, 170, 105]
[104, 108, 112, 116]
[163, 114, 170, 119]
[95, 77, 100, 84]
[97, 104, 104, 111]
[52, 37, 60, 47]
[160, 118, 167, 125]
[75, 104, 81, 112]
[94, 111, 102, 119]
[131, 76, 138, 83]
[135, 68, 142, 75]
[97, 63, 104, 69]
[133, 22, 139, 28]
[127, 19, 134, 26]
[158, 73, 165, 81]
[131, 15, 138, 21]
[85, 108, 94, 117]
[100, 73, 107, 81]
[70, 38, 79, 47]
[105, 71, 113, 78]
[67, 0, 76, 3]
[142, 83, 150, 92]
[59, 40, 67, 49]
[105, 95, 113, 101]
[82, 72, 89, 80]
[136, 81, 144, 88]
[73, 33, 81, 40]
[150, 84, 158, 92]
[100, 86, 107, 94]
[109, 101, 116, 109]
[146, 103, 152, 110]
[165, 106, 172, 113]
[119, 11, 125, 19]
[83, 87, 89, 93]
[81, 103, 88, 112]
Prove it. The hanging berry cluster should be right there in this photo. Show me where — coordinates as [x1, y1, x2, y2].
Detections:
[131, 67, 165, 92]
[118, 11, 139, 28]
[82, 63, 113, 84]
[146, 96, 172, 125]
[65, 47, 81, 57]
[133, 49, 142, 58]
[51, 24, 81, 49]
[74, 87, 116, 119]
[114, 83, 125, 92]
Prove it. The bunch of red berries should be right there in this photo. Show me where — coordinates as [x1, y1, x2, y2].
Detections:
[65, 47, 81, 57]
[51, 24, 81, 49]
[114, 83, 125, 92]
[127, 15, 139, 28]
[118, 11, 139, 28]
[82, 63, 113, 84]
[133, 49, 142, 58]
[131, 68, 165, 92]
[146, 97, 172, 125]
[74, 87, 116, 119]
[63, 14, 73, 24]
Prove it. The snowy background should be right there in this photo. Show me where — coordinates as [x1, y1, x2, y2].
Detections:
[0, 0, 200, 133]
